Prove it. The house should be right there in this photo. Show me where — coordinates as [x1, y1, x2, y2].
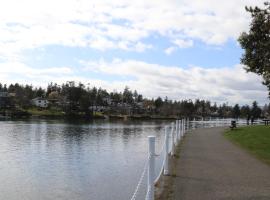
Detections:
[89, 105, 109, 112]
[102, 97, 113, 105]
[31, 97, 49, 108]
[135, 102, 144, 109]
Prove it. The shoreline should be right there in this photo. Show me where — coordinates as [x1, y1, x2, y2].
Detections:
[0, 112, 179, 121]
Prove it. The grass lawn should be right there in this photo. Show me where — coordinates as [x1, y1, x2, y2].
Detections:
[27, 108, 64, 117]
[225, 125, 270, 165]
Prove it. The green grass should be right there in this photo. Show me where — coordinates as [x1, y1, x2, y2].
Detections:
[93, 111, 104, 117]
[225, 125, 270, 165]
[27, 108, 64, 117]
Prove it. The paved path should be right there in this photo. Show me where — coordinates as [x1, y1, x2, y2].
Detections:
[172, 127, 270, 200]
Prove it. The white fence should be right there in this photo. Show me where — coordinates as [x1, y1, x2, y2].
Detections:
[129, 119, 188, 200]
[129, 118, 261, 200]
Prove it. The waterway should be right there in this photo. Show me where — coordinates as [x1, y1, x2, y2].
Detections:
[0, 119, 170, 200]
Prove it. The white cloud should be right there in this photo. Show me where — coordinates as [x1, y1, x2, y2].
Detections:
[0, 0, 266, 60]
[0, 62, 73, 85]
[173, 39, 194, 48]
[81, 59, 269, 105]
[164, 46, 176, 55]
[165, 39, 193, 54]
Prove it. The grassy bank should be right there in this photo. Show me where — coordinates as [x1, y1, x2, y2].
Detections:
[225, 125, 270, 165]
[27, 108, 106, 119]
[27, 108, 65, 117]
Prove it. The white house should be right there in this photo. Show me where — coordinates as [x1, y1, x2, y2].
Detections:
[31, 97, 49, 108]
[102, 97, 113, 105]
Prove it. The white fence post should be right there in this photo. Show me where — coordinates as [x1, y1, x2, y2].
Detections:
[179, 119, 182, 138]
[171, 122, 175, 155]
[185, 119, 187, 133]
[175, 121, 177, 143]
[182, 119, 184, 136]
[184, 118, 187, 134]
[180, 120, 182, 138]
[146, 136, 155, 200]
[178, 120, 180, 141]
[176, 120, 180, 145]
[177, 120, 179, 142]
[164, 126, 169, 175]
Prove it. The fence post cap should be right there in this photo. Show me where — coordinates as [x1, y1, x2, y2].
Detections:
[148, 136, 155, 141]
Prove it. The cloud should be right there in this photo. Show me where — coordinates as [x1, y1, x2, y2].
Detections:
[0, 62, 74, 85]
[164, 46, 176, 55]
[173, 39, 194, 48]
[165, 39, 193, 55]
[0, 0, 266, 60]
[81, 59, 269, 105]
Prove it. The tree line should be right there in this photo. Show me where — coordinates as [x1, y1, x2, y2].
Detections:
[0, 82, 269, 119]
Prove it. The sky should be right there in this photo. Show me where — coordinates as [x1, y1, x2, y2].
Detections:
[0, 0, 269, 105]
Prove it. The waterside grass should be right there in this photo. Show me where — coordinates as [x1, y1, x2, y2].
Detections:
[225, 125, 270, 165]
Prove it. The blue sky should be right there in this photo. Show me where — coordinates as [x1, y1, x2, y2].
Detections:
[23, 38, 242, 69]
[0, 0, 268, 105]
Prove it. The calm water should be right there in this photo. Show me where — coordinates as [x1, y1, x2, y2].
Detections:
[0, 119, 171, 200]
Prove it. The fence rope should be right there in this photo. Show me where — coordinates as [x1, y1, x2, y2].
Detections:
[130, 158, 149, 200]
[154, 150, 166, 184]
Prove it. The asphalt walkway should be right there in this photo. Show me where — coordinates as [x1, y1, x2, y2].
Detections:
[172, 127, 270, 200]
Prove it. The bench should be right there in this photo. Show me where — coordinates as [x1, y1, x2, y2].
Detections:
[230, 120, 236, 130]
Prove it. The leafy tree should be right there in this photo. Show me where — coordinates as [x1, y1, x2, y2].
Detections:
[251, 101, 262, 118]
[240, 105, 251, 118]
[232, 104, 241, 119]
[110, 91, 122, 104]
[36, 87, 45, 97]
[123, 86, 133, 104]
[79, 92, 91, 115]
[154, 97, 163, 109]
[238, 2, 270, 96]
[137, 94, 143, 102]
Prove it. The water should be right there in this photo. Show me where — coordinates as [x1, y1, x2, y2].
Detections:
[0, 119, 171, 200]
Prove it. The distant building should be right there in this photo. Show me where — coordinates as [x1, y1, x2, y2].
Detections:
[31, 97, 49, 108]
[135, 102, 144, 108]
[89, 105, 109, 112]
[102, 97, 113, 105]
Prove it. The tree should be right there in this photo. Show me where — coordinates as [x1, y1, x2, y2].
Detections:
[238, 2, 270, 96]
[240, 105, 251, 118]
[232, 104, 241, 119]
[123, 86, 133, 104]
[251, 101, 262, 119]
[36, 87, 45, 97]
[154, 97, 163, 109]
